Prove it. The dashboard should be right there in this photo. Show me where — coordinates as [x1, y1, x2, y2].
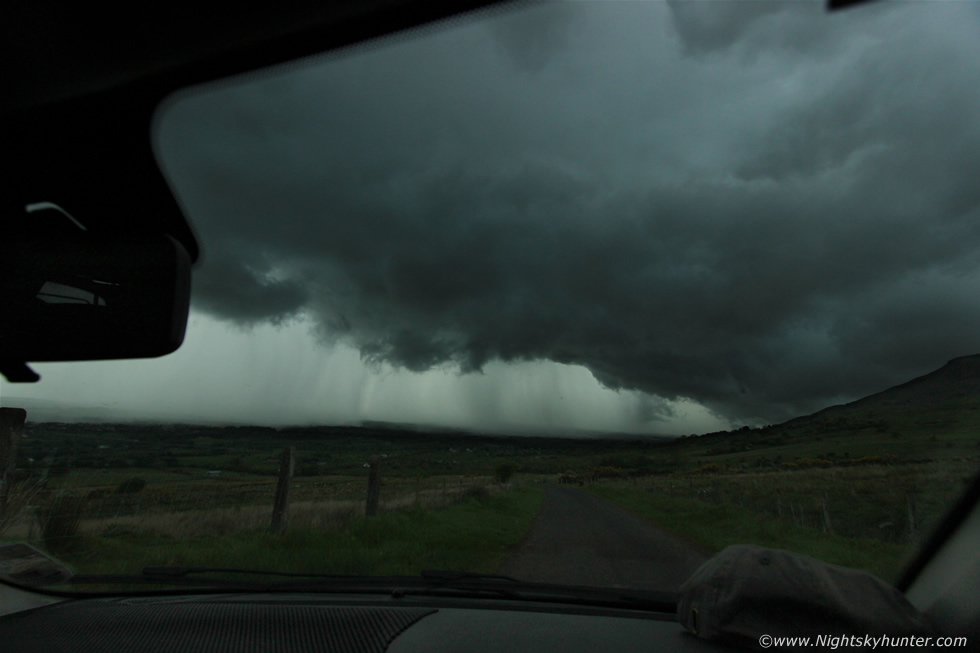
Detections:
[0, 593, 730, 653]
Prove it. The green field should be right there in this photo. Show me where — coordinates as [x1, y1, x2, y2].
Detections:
[587, 484, 914, 582]
[36, 485, 545, 578]
[3, 364, 979, 589]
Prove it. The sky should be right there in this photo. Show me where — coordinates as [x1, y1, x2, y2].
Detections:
[4, 0, 980, 435]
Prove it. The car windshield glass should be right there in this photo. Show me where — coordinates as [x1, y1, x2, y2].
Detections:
[2, 0, 980, 596]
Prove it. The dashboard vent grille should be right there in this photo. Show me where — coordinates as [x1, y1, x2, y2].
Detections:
[1, 601, 437, 653]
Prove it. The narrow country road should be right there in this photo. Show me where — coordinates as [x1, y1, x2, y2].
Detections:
[498, 486, 710, 590]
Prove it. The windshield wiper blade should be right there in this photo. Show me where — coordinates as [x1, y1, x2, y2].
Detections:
[140, 567, 352, 581]
[61, 567, 360, 591]
[382, 570, 525, 600]
[419, 569, 520, 584]
[64, 573, 266, 590]
[61, 567, 677, 612]
[396, 571, 676, 611]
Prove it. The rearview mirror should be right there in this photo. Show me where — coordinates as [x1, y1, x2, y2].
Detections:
[0, 233, 191, 381]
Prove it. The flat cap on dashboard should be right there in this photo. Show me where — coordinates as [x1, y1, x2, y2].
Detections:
[677, 545, 938, 650]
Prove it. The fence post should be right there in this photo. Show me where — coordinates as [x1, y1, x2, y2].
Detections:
[0, 408, 27, 525]
[366, 457, 381, 517]
[270, 447, 294, 534]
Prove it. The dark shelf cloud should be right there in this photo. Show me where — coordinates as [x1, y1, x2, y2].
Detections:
[140, 1, 980, 428]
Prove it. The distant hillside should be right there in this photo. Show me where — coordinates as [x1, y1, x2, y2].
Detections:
[844, 354, 980, 410]
[673, 354, 980, 472]
[0, 396, 119, 423]
[0, 396, 228, 425]
[795, 354, 980, 425]
[0, 394, 671, 442]
[750, 353, 980, 455]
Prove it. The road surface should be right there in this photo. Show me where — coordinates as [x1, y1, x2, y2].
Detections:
[499, 486, 710, 590]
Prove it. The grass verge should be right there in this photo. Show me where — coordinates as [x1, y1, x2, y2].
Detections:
[586, 485, 914, 583]
[44, 485, 545, 580]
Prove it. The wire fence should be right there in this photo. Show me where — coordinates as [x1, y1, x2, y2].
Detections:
[0, 457, 504, 551]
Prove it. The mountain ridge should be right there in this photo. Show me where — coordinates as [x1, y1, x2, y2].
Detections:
[803, 354, 980, 421]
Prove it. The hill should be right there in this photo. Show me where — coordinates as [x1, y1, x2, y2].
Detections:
[785, 354, 980, 434]
[836, 354, 980, 411]
[676, 354, 980, 468]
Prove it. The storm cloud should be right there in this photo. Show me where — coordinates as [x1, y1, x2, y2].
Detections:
[156, 1, 980, 426]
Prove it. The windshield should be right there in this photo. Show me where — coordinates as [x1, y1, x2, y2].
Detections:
[2, 0, 980, 596]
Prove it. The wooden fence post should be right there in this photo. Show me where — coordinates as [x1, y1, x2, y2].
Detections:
[270, 446, 294, 534]
[366, 457, 381, 517]
[0, 408, 27, 525]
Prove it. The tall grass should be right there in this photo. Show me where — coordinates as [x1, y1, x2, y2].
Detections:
[51, 485, 545, 579]
[620, 460, 976, 543]
[588, 484, 913, 582]
[0, 473, 501, 542]
[87, 499, 364, 539]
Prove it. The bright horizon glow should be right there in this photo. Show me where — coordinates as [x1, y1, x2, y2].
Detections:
[1, 312, 731, 436]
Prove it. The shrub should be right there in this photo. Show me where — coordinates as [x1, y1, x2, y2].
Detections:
[37, 493, 85, 551]
[116, 477, 147, 494]
[494, 463, 514, 484]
